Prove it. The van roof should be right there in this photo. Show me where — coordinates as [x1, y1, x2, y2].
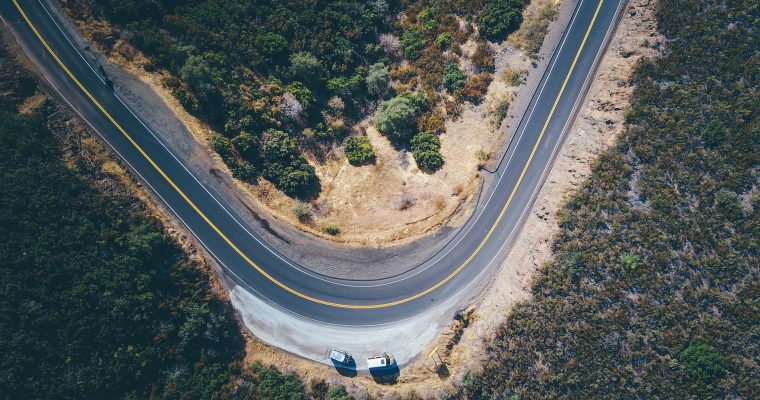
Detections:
[366, 355, 387, 369]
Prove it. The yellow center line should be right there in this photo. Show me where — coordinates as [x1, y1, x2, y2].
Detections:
[12, 0, 604, 309]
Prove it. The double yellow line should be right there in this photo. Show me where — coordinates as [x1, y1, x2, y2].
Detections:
[12, 0, 604, 309]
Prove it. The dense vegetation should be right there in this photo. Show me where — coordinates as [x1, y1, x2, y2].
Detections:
[0, 44, 351, 399]
[457, 0, 759, 398]
[66, 0, 532, 189]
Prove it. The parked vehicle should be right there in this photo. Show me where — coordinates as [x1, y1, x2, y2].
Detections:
[366, 353, 394, 369]
[329, 348, 352, 365]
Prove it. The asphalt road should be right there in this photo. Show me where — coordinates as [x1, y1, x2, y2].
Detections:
[1, 0, 625, 326]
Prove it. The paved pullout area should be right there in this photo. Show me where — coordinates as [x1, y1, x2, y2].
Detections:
[1, 0, 625, 367]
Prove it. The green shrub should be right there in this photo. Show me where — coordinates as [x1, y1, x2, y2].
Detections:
[477, 0, 526, 42]
[327, 68, 365, 97]
[443, 62, 467, 92]
[289, 52, 322, 83]
[261, 130, 318, 197]
[411, 131, 444, 172]
[679, 343, 726, 382]
[343, 135, 375, 165]
[435, 32, 452, 49]
[375, 93, 428, 141]
[401, 28, 425, 61]
[701, 119, 725, 147]
[366, 62, 390, 97]
[322, 224, 341, 235]
[257, 32, 289, 59]
[257, 366, 306, 400]
[326, 384, 354, 400]
[619, 253, 641, 270]
[231, 132, 259, 160]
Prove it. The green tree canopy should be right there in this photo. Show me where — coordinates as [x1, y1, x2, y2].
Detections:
[477, 0, 526, 42]
[679, 343, 726, 383]
[401, 28, 425, 61]
[366, 62, 390, 97]
[411, 131, 444, 172]
[343, 135, 376, 165]
[443, 62, 467, 92]
[289, 52, 322, 83]
[375, 93, 428, 142]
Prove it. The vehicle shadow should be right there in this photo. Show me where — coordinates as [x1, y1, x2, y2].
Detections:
[369, 364, 400, 384]
[331, 359, 357, 377]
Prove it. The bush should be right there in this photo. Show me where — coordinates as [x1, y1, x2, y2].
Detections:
[343, 135, 375, 165]
[471, 41, 495, 73]
[511, 2, 559, 57]
[326, 384, 353, 400]
[435, 32, 452, 49]
[366, 62, 390, 97]
[501, 66, 527, 86]
[411, 131, 444, 172]
[491, 94, 512, 126]
[257, 365, 306, 400]
[443, 62, 467, 92]
[418, 110, 447, 135]
[257, 32, 289, 59]
[322, 224, 341, 235]
[375, 93, 428, 142]
[261, 130, 318, 197]
[455, 73, 492, 104]
[477, 0, 526, 42]
[289, 52, 322, 83]
[327, 69, 365, 97]
[293, 202, 311, 222]
[401, 28, 425, 61]
[231, 132, 259, 160]
[679, 343, 726, 383]
[701, 119, 725, 147]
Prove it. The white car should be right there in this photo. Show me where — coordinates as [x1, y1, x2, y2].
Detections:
[329, 348, 352, 365]
[366, 353, 393, 369]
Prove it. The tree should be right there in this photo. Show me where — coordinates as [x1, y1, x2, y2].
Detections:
[477, 0, 525, 42]
[257, 366, 306, 400]
[411, 131, 444, 172]
[261, 130, 318, 197]
[375, 93, 427, 142]
[366, 62, 390, 97]
[180, 54, 218, 107]
[701, 119, 725, 147]
[435, 32, 452, 49]
[343, 135, 375, 165]
[401, 28, 425, 61]
[231, 132, 259, 161]
[289, 52, 322, 83]
[443, 62, 466, 92]
[326, 384, 354, 400]
[258, 32, 289, 60]
[679, 343, 726, 383]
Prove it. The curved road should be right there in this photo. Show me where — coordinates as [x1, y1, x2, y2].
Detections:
[1, 0, 624, 326]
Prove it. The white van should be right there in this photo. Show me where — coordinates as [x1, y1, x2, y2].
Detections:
[366, 353, 393, 369]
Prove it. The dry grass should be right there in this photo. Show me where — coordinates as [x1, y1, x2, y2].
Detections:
[509, 0, 561, 58]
